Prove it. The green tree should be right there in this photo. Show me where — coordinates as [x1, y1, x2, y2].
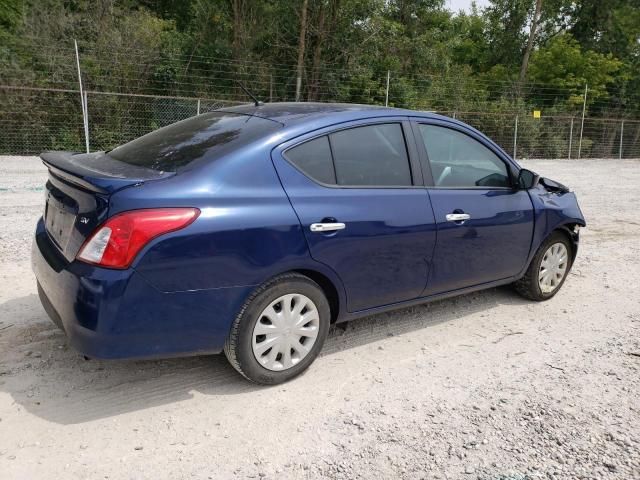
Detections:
[527, 34, 623, 110]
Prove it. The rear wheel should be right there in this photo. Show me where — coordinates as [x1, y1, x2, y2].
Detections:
[224, 273, 331, 384]
[514, 231, 573, 301]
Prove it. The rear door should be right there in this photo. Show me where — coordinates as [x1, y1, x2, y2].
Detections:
[272, 119, 437, 312]
[412, 121, 534, 295]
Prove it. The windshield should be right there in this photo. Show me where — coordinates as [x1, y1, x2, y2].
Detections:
[108, 111, 281, 172]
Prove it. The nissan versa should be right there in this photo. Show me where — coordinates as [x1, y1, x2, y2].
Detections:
[32, 103, 586, 384]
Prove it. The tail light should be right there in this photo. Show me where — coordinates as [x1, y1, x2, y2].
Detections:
[77, 208, 200, 269]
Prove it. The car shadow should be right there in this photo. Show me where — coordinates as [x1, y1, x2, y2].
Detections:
[0, 288, 530, 425]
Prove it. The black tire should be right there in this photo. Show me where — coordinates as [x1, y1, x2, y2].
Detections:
[514, 231, 573, 301]
[223, 273, 331, 384]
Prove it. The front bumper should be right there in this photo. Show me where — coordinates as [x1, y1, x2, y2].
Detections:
[32, 218, 253, 359]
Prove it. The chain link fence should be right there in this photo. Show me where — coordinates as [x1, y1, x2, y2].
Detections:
[2, 84, 639, 158]
[2, 38, 640, 159]
[0, 85, 242, 154]
[448, 111, 640, 159]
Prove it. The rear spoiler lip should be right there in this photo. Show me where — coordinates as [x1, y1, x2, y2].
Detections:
[40, 151, 174, 195]
[44, 162, 110, 194]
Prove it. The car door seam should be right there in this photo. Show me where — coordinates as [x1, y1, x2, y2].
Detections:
[268, 147, 350, 309]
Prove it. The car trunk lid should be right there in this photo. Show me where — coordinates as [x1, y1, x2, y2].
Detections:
[41, 151, 173, 261]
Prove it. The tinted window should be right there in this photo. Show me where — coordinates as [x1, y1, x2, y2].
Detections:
[108, 112, 281, 172]
[419, 125, 510, 188]
[285, 136, 336, 184]
[330, 124, 412, 186]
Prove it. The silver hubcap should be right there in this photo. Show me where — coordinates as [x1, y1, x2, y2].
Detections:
[539, 242, 568, 294]
[252, 294, 320, 371]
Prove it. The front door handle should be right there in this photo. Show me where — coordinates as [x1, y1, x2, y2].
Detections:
[446, 213, 471, 222]
[310, 222, 346, 233]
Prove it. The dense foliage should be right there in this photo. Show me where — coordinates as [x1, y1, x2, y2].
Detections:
[1, 0, 639, 155]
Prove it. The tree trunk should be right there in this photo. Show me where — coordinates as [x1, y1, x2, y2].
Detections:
[295, 0, 309, 102]
[231, 0, 241, 61]
[519, 0, 543, 86]
[231, 0, 257, 99]
[307, 1, 327, 101]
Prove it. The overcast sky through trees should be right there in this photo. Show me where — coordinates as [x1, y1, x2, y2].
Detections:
[446, 0, 491, 13]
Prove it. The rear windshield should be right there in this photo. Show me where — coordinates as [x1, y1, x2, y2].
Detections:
[108, 111, 281, 172]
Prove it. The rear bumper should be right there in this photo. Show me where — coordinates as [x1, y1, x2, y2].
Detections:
[32, 218, 253, 359]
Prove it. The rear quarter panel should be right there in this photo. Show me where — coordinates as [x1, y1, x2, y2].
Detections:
[107, 140, 346, 301]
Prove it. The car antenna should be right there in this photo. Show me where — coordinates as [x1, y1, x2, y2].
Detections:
[236, 81, 263, 107]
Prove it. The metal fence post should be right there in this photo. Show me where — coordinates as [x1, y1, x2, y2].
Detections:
[568, 117, 573, 160]
[270, 74, 273, 103]
[385, 70, 390, 107]
[83, 91, 88, 140]
[74, 39, 90, 153]
[619, 120, 624, 159]
[513, 115, 518, 160]
[196, 99, 201, 115]
[577, 84, 588, 159]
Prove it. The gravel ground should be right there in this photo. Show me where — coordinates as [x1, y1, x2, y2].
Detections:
[0, 156, 639, 480]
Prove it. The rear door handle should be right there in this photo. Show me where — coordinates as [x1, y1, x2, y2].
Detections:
[310, 222, 346, 233]
[446, 213, 471, 222]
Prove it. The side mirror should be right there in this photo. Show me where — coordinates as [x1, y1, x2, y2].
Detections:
[517, 168, 539, 190]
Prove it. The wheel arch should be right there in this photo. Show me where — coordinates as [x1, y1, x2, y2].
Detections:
[293, 269, 341, 323]
[519, 219, 581, 281]
[551, 222, 581, 262]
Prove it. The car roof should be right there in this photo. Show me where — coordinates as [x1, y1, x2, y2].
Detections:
[215, 102, 512, 162]
[201, 102, 516, 174]
[219, 102, 443, 127]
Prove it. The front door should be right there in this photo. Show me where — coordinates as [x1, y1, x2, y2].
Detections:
[413, 122, 535, 295]
[272, 120, 437, 312]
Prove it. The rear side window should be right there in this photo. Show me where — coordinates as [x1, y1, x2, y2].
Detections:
[108, 112, 281, 172]
[285, 123, 412, 187]
[330, 124, 411, 186]
[284, 136, 336, 184]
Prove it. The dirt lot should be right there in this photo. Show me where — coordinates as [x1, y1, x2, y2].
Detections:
[0, 156, 638, 480]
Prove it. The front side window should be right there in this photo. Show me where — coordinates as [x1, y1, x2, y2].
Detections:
[418, 125, 511, 188]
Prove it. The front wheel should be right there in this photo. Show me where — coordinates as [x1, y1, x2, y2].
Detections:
[224, 273, 331, 384]
[514, 232, 573, 301]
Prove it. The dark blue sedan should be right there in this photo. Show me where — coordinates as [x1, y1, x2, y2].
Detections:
[32, 103, 586, 384]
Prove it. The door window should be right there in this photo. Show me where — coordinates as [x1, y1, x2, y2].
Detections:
[284, 123, 413, 187]
[418, 125, 511, 188]
[329, 124, 412, 186]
